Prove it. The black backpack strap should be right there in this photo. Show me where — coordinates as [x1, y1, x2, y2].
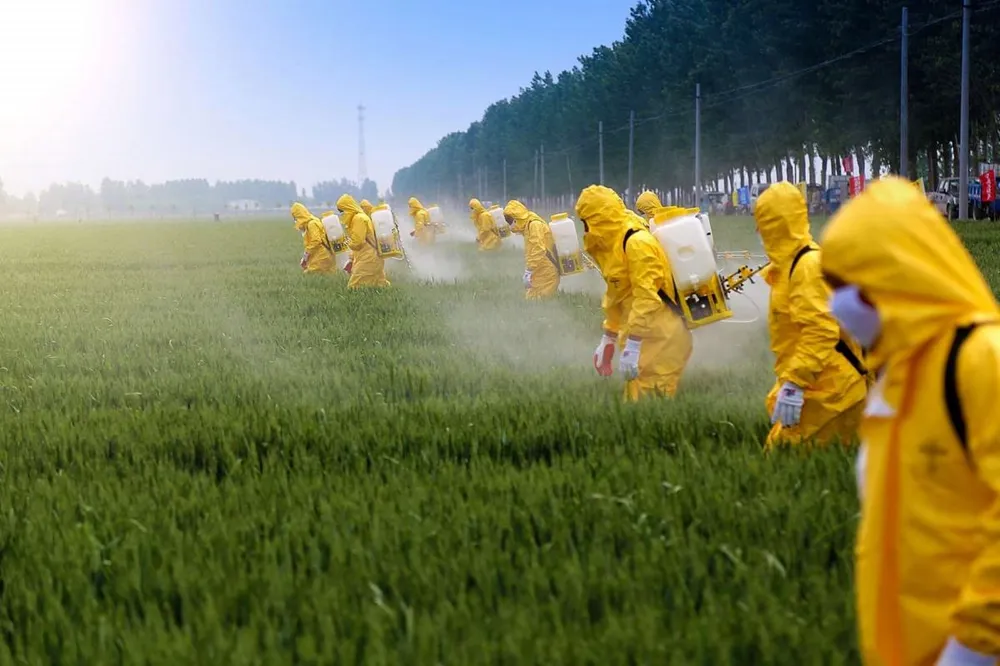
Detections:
[622, 228, 685, 320]
[789, 244, 868, 379]
[788, 245, 816, 279]
[944, 324, 977, 456]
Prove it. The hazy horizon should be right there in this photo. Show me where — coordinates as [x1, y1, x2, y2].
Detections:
[1, 0, 637, 198]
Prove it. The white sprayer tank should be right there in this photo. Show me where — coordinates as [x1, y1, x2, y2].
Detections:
[549, 213, 586, 275]
[427, 204, 446, 228]
[321, 213, 351, 270]
[489, 205, 510, 238]
[696, 212, 714, 249]
[653, 214, 718, 293]
[371, 205, 403, 259]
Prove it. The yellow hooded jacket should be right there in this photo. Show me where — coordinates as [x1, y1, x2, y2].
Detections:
[755, 182, 868, 448]
[504, 200, 560, 300]
[291, 202, 336, 274]
[469, 198, 500, 251]
[576, 185, 692, 400]
[635, 191, 663, 221]
[408, 197, 435, 245]
[822, 177, 1000, 666]
[360, 199, 374, 217]
[338, 194, 390, 289]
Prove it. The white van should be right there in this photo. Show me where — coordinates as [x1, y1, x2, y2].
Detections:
[749, 183, 770, 213]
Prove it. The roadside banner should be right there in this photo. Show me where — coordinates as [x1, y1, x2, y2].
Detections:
[980, 170, 996, 203]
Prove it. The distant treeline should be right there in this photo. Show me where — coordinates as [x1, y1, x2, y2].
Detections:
[391, 0, 1000, 202]
[0, 177, 380, 217]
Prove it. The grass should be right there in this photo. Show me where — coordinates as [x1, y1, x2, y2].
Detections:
[0, 211, 990, 664]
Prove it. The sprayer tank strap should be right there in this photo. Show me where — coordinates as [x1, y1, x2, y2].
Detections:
[787, 244, 867, 378]
[621, 228, 685, 319]
[529, 220, 561, 271]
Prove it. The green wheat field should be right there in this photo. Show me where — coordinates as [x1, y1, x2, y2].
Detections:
[1, 212, 997, 664]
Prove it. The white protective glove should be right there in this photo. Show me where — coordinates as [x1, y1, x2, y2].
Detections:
[593, 332, 617, 377]
[770, 381, 804, 427]
[523, 270, 533, 289]
[936, 638, 997, 666]
[619, 338, 641, 381]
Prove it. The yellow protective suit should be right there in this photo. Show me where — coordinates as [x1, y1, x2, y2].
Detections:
[576, 185, 693, 400]
[338, 194, 389, 289]
[469, 198, 500, 251]
[821, 177, 1000, 666]
[635, 191, 662, 220]
[291, 202, 336, 274]
[755, 182, 867, 449]
[504, 200, 560, 300]
[408, 197, 435, 246]
[360, 199, 374, 217]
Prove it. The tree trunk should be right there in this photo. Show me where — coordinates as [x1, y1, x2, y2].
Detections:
[803, 150, 811, 185]
[929, 145, 938, 189]
[820, 156, 828, 188]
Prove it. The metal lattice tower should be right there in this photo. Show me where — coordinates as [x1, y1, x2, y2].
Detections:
[357, 104, 368, 185]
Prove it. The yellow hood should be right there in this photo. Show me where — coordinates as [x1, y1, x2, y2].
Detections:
[821, 176, 1000, 366]
[469, 197, 486, 222]
[635, 191, 662, 218]
[291, 202, 315, 231]
[576, 185, 642, 256]
[503, 200, 543, 235]
[408, 197, 425, 216]
[360, 199, 374, 216]
[337, 194, 364, 227]
[755, 181, 811, 265]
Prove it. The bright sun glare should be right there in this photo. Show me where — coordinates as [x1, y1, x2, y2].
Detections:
[0, 0, 106, 130]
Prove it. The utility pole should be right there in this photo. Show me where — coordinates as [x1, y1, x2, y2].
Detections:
[357, 104, 368, 185]
[540, 144, 546, 203]
[695, 83, 702, 211]
[533, 150, 539, 199]
[503, 159, 507, 203]
[598, 121, 605, 185]
[959, 0, 971, 219]
[900, 7, 909, 178]
[627, 110, 635, 208]
[566, 154, 574, 197]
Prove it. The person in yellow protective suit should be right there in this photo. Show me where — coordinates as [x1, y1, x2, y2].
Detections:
[291, 202, 336, 274]
[337, 194, 390, 289]
[408, 197, 435, 246]
[469, 198, 501, 251]
[503, 200, 560, 300]
[360, 199, 374, 217]
[821, 177, 1000, 666]
[576, 185, 693, 401]
[635, 190, 662, 221]
[755, 181, 868, 449]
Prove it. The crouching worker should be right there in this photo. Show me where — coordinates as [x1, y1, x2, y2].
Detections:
[635, 190, 662, 224]
[503, 200, 560, 300]
[822, 176, 1000, 666]
[755, 181, 867, 449]
[291, 202, 336, 274]
[337, 194, 390, 289]
[408, 197, 435, 246]
[576, 185, 692, 401]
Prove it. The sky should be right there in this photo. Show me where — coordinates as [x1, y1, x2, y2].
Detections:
[0, 0, 639, 197]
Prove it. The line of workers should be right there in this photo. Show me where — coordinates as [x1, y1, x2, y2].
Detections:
[292, 178, 1000, 666]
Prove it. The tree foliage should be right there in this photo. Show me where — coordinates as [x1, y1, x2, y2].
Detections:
[392, 0, 1000, 202]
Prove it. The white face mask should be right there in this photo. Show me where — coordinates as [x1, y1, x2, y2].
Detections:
[830, 285, 881, 349]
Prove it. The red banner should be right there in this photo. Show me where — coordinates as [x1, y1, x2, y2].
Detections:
[980, 169, 997, 203]
[842, 155, 855, 175]
[849, 174, 865, 197]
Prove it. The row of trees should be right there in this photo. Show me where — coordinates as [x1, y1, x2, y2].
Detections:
[391, 0, 1000, 203]
[0, 178, 381, 217]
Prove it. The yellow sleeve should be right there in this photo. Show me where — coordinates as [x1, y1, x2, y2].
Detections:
[785, 252, 840, 387]
[601, 283, 626, 334]
[305, 220, 326, 254]
[347, 214, 369, 252]
[624, 232, 669, 337]
[476, 211, 492, 243]
[415, 210, 429, 230]
[951, 331, 1000, 654]
[524, 222, 555, 275]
